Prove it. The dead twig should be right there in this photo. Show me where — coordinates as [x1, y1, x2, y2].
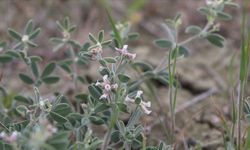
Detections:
[175, 88, 219, 114]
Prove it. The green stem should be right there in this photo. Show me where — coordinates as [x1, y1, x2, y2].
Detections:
[69, 46, 78, 90]
[101, 104, 119, 150]
[237, 82, 244, 150]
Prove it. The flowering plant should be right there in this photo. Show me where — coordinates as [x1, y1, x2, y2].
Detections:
[0, 0, 242, 150]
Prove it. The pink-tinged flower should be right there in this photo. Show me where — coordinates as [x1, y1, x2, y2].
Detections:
[89, 46, 103, 60]
[125, 90, 152, 115]
[115, 45, 136, 60]
[95, 75, 118, 100]
[0, 131, 19, 143]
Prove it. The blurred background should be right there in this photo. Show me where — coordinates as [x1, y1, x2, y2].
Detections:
[0, 0, 248, 149]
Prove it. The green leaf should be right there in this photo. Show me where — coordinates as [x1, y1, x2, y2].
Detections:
[0, 41, 7, 50]
[56, 21, 65, 32]
[89, 115, 105, 125]
[95, 103, 110, 113]
[64, 17, 70, 29]
[217, 11, 232, 21]
[89, 33, 98, 44]
[198, 7, 211, 16]
[25, 20, 34, 34]
[0, 55, 13, 64]
[101, 40, 112, 47]
[171, 46, 189, 58]
[30, 56, 43, 62]
[19, 73, 34, 84]
[5, 50, 20, 58]
[53, 103, 71, 116]
[206, 33, 225, 48]
[8, 28, 22, 40]
[128, 33, 140, 40]
[88, 85, 102, 100]
[50, 111, 68, 124]
[99, 59, 107, 67]
[111, 131, 120, 143]
[50, 37, 64, 44]
[59, 63, 71, 73]
[14, 95, 33, 105]
[31, 62, 39, 78]
[27, 40, 38, 48]
[3, 93, 15, 109]
[47, 132, 69, 150]
[41, 62, 56, 78]
[68, 25, 76, 33]
[75, 93, 88, 102]
[225, 2, 239, 8]
[185, 25, 202, 34]
[16, 105, 28, 116]
[117, 103, 128, 113]
[81, 42, 90, 51]
[154, 39, 174, 48]
[42, 76, 60, 84]
[132, 62, 153, 72]
[98, 30, 104, 42]
[105, 7, 123, 47]
[103, 57, 117, 63]
[67, 113, 82, 127]
[118, 74, 130, 83]
[29, 28, 41, 39]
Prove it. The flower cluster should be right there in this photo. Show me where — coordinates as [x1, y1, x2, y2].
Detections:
[89, 45, 103, 60]
[115, 45, 136, 60]
[96, 75, 118, 100]
[39, 98, 52, 112]
[125, 90, 152, 115]
[0, 131, 19, 143]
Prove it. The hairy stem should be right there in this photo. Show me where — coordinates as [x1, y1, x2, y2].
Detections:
[101, 105, 119, 150]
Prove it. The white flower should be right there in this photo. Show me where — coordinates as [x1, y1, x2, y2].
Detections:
[140, 101, 152, 115]
[39, 98, 52, 112]
[115, 45, 136, 60]
[135, 90, 143, 98]
[95, 75, 118, 100]
[100, 93, 109, 99]
[22, 35, 29, 42]
[0, 131, 6, 138]
[39, 100, 45, 107]
[104, 84, 111, 91]
[125, 96, 135, 103]
[125, 90, 152, 115]
[0, 131, 19, 143]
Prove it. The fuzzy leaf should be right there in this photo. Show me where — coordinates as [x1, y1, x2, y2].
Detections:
[8, 28, 22, 40]
[19, 73, 34, 84]
[154, 39, 174, 48]
[41, 62, 56, 78]
[118, 74, 130, 83]
[0, 55, 13, 64]
[42, 76, 60, 84]
[98, 30, 104, 42]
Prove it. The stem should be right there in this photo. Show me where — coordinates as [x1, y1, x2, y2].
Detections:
[101, 105, 119, 150]
[179, 22, 211, 46]
[69, 46, 78, 89]
[69, 46, 81, 113]
[236, 82, 244, 150]
[168, 46, 179, 144]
